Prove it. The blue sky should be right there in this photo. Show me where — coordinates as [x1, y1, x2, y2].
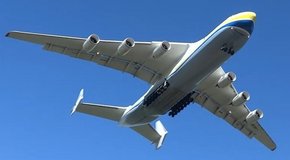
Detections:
[1, 0, 290, 159]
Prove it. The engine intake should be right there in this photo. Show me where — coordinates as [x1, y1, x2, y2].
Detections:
[231, 91, 250, 106]
[152, 41, 171, 59]
[83, 34, 100, 53]
[246, 109, 263, 124]
[217, 72, 236, 88]
[117, 38, 135, 56]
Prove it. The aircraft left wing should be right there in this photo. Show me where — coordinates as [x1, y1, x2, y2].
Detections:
[192, 67, 276, 151]
[6, 31, 190, 84]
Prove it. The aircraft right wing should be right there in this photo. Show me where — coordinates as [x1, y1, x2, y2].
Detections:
[6, 31, 190, 84]
[192, 67, 276, 151]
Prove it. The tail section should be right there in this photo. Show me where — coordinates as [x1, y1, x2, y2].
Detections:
[155, 121, 168, 149]
[72, 89, 168, 149]
[71, 89, 127, 121]
[131, 120, 168, 149]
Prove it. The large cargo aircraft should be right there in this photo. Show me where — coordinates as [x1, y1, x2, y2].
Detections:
[6, 11, 276, 150]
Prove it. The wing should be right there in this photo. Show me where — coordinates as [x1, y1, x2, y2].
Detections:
[193, 67, 276, 151]
[6, 31, 190, 84]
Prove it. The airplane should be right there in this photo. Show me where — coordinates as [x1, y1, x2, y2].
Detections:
[6, 11, 276, 151]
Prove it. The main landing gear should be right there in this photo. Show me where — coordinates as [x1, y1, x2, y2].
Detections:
[143, 81, 170, 106]
[168, 92, 194, 117]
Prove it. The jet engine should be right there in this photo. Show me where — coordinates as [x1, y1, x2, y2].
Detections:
[152, 41, 171, 59]
[246, 109, 263, 124]
[116, 38, 135, 56]
[82, 34, 100, 53]
[217, 72, 236, 88]
[231, 91, 250, 106]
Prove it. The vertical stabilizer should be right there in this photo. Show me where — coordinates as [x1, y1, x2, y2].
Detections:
[155, 120, 168, 149]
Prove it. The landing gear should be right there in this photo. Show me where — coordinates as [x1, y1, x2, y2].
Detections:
[143, 81, 170, 106]
[168, 92, 194, 117]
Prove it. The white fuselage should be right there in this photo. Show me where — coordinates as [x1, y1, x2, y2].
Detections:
[120, 26, 250, 126]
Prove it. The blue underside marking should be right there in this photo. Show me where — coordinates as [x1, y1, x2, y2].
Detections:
[225, 20, 254, 35]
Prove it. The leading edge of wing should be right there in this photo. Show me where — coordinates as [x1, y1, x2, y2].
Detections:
[6, 31, 86, 49]
[5, 31, 169, 45]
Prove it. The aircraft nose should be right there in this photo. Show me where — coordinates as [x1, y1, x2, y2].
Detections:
[231, 11, 256, 22]
[246, 12, 256, 22]
[231, 12, 256, 35]
[239, 19, 255, 35]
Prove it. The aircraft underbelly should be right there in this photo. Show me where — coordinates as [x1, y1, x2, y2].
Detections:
[168, 27, 248, 92]
[126, 26, 249, 125]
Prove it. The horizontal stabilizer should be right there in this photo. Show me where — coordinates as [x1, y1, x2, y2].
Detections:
[71, 89, 127, 122]
[131, 121, 168, 149]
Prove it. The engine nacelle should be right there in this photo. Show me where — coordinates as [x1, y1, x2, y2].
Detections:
[116, 38, 135, 56]
[152, 41, 171, 59]
[82, 34, 100, 53]
[246, 109, 263, 124]
[217, 72, 236, 88]
[231, 91, 250, 106]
